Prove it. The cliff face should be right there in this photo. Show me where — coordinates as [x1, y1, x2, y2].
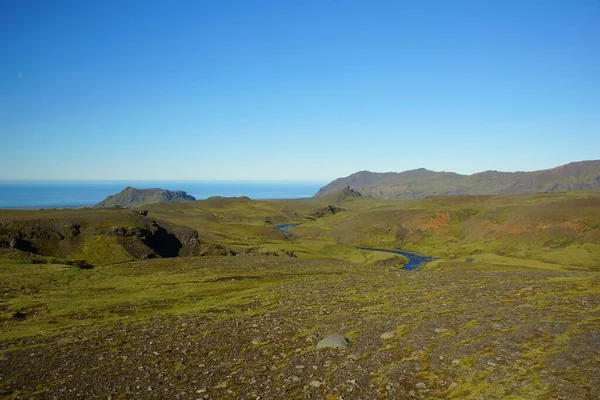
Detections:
[95, 187, 196, 208]
[315, 161, 600, 199]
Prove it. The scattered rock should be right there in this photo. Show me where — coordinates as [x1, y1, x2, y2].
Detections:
[434, 328, 447, 334]
[416, 382, 427, 390]
[309, 380, 323, 388]
[452, 359, 461, 366]
[316, 334, 349, 350]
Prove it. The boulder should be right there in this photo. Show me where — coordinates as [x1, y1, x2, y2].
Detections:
[380, 331, 396, 340]
[316, 334, 349, 350]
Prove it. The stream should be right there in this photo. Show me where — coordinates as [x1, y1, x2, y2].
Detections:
[274, 223, 434, 270]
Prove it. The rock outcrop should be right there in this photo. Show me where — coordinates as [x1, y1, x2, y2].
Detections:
[310, 205, 346, 220]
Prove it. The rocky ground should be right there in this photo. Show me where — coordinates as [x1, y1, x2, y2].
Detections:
[1, 257, 599, 399]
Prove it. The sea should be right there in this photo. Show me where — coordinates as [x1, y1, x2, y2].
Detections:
[0, 181, 326, 209]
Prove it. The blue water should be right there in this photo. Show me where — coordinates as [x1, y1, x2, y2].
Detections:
[359, 247, 435, 270]
[0, 181, 325, 209]
[273, 223, 301, 233]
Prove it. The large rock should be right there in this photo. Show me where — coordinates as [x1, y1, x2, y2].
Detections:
[316, 334, 349, 350]
[380, 331, 396, 340]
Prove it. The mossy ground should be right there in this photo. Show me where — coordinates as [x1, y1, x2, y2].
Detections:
[1, 256, 599, 399]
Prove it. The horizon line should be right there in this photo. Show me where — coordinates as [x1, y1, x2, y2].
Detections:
[0, 179, 329, 184]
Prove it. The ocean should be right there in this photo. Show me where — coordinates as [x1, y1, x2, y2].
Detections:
[0, 181, 325, 209]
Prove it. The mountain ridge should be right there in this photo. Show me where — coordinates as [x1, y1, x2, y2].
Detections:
[315, 160, 600, 199]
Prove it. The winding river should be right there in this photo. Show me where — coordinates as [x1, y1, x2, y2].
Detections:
[274, 223, 434, 270]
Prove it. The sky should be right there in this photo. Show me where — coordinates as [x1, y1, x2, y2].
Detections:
[1, 0, 599, 181]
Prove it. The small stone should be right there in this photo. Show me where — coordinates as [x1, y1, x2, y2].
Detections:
[346, 354, 360, 361]
[416, 382, 427, 390]
[196, 388, 207, 393]
[309, 380, 323, 388]
[408, 390, 416, 397]
[449, 382, 458, 388]
[434, 328, 447, 334]
[295, 365, 305, 370]
[251, 338, 262, 345]
[452, 359, 461, 366]
[380, 331, 396, 340]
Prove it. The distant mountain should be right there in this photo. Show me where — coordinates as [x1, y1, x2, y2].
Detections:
[315, 160, 600, 199]
[96, 187, 196, 208]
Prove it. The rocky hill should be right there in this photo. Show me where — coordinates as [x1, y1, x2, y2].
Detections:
[315, 160, 600, 199]
[0, 208, 205, 265]
[96, 187, 196, 208]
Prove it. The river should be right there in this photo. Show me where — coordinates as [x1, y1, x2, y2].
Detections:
[274, 224, 434, 270]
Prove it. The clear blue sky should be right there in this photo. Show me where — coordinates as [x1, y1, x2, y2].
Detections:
[1, 0, 599, 181]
